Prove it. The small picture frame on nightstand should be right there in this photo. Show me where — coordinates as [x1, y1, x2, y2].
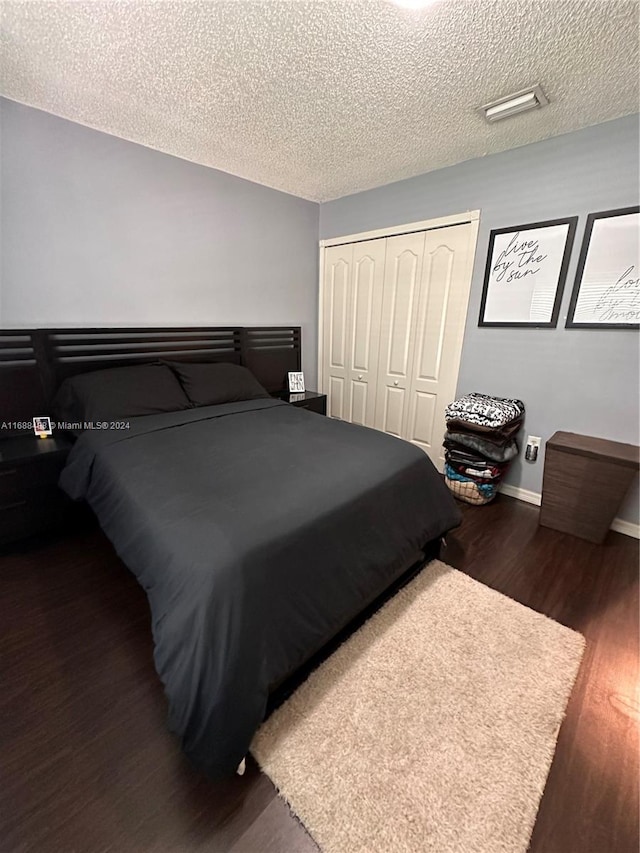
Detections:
[33, 416, 53, 437]
[288, 372, 305, 393]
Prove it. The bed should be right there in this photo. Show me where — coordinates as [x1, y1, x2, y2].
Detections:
[11, 327, 461, 778]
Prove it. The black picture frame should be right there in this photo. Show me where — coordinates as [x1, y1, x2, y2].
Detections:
[478, 217, 578, 328]
[565, 206, 640, 330]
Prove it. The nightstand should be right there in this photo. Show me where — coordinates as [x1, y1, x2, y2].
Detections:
[0, 435, 77, 546]
[274, 390, 327, 415]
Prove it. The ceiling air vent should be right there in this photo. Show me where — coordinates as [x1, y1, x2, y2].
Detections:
[480, 85, 548, 123]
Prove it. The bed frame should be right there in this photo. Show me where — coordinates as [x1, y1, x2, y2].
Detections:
[1, 322, 443, 774]
[0, 326, 301, 434]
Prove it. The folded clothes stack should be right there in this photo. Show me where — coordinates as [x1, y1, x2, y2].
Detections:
[442, 392, 525, 505]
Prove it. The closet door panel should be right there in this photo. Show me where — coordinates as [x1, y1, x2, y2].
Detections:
[406, 223, 474, 468]
[351, 255, 375, 373]
[387, 249, 420, 376]
[322, 245, 353, 420]
[350, 380, 368, 425]
[328, 259, 349, 371]
[381, 386, 405, 436]
[329, 376, 346, 420]
[374, 232, 426, 435]
[415, 246, 454, 381]
[348, 240, 386, 426]
[408, 391, 437, 445]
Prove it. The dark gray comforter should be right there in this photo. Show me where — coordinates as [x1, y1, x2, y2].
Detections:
[60, 399, 460, 778]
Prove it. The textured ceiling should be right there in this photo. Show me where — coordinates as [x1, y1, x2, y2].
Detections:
[1, 1, 638, 202]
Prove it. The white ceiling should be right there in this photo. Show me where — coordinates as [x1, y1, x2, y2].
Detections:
[1, 1, 638, 202]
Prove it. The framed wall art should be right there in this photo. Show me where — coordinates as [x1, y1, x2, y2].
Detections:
[565, 206, 639, 329]
[478, 217, 578, 328]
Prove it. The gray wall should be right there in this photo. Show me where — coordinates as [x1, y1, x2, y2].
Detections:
[0, 98, 320, 379]
[320, 115, 640, 524]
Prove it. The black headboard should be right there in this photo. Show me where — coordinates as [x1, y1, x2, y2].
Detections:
[0, 325, 301, 434]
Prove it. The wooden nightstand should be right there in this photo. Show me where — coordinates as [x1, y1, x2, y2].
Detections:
[0, 435, 78, 546]
[274, 390, 327, 415]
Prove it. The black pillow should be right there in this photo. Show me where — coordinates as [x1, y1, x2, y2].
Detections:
[165, 361, 270, 407]
[53, 364, 192, 424]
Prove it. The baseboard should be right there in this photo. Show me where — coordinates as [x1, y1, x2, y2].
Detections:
[610, 517, 640, 539]
[498, 483, 542, 506]
[498, 483, 639, 540]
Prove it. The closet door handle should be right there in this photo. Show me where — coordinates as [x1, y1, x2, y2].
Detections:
[357, 375, 363, 380]
[393, 380, 399, 386]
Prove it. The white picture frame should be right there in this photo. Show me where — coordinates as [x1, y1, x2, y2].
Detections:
[33, 416, 52, 437]
[288, 371, 305, 393]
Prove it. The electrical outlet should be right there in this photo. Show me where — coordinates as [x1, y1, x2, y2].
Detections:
[525, 435, 541, 462]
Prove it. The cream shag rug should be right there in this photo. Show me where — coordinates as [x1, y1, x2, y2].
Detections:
[251, 560, 585, 853]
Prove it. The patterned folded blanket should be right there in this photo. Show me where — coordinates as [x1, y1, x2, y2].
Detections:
[445, 393, 525, 430]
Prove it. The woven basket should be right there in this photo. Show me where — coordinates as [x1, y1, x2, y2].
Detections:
[444, 473, 497, 506]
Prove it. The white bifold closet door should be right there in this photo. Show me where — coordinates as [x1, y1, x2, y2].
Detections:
[321, 220, 475, 471]
[375, 224, 474, 469]
[374, 231, 426, 439]
[322, 238, 385, 426]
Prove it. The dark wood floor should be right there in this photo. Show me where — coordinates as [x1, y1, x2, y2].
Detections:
[1, 496, 638, 853]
